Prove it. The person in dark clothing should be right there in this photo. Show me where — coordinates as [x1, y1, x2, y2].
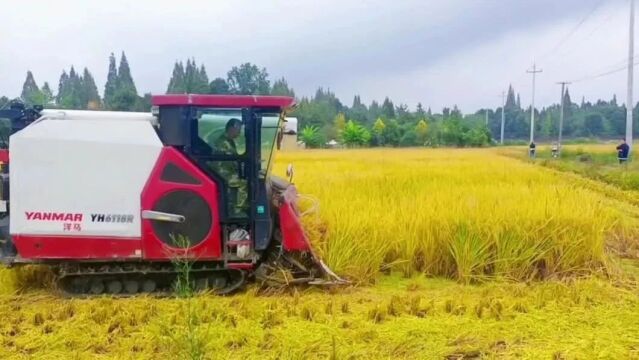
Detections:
[529, 141, 536, 159]
[551, 142, 559, 158]
[616, 138, 630, 164]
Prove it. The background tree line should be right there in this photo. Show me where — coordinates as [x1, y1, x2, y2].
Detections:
[2, 54, 637, 148]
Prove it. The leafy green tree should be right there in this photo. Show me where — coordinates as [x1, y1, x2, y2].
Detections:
[103, 53, 118, 108]
[198, 65, 209, 92]
[110, 88, 139, 111]
[396, 103, 413, 124]
[299, 125, 323, 148]
[41, 82, 54, 105]
[516, 94, 521, 109]
[584, 113, 604, 136]
[20, 71, 44, 106]
[415, 103, 426, 119]
[104, 52, 140, 111]
[382, 119, 402, 146]
[292, 87, 343, 140]
[173, 59, 209, 94]
[209, 78, 230, 94]
[399, 130, 418, 146]
[451, 105, 462, 119]
[227, 63, 270, 95]
[372, 117, 386, 134]
[368, 100, 381, 122]
[167, 61, 186, 93]
[539, 111, 554, 139]
[57, 70, 69, 106]
[505, 85, 517, 109]
[426, 120, 442, 146]
[348, 95, 369, 124]
[135, 93, 152, 112]
[441, 116, 465, 146]
[81, 68, 101, 109]
[117, 51, 137, 94]
[371, 117, 386, 146]
[381, 97, 395, 119]
[332, 113, 346, 141]
[415, 119, 428, 145]
[0, 97, 8, 109]
[465, 126, 490, 147]
[56, 67, 83, 109]
[271, 77, 295, 97]
[68, 67, 83, 107]
[563, 87, 573, 107]
[342, 120, 371, 147]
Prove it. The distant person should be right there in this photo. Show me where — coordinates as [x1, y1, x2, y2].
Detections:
[616, 138, 630, 164]
[529, 141, 536, 159]
[551, 142, 559, 158]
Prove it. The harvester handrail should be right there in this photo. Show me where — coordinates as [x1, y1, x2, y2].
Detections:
[39, 109, 155, 122]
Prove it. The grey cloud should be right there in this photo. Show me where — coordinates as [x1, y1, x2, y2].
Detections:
[0, 0, 630, 111]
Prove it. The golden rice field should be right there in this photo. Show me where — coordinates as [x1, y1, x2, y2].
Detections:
[1, 148, 639, 359]
[280, 148, 639, 282]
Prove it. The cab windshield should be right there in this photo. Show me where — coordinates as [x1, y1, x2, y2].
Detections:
[261, 114, 281, 178]
[195, 109, 281, 178]
[197, 109, 246, 155]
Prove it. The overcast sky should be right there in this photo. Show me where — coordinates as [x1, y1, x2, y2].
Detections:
[0, 0, 634, 112]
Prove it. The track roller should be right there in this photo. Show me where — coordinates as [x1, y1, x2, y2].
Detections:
[124, 280, 139, 294]
[141, 279, 156, 293]
[107, 280, 123, 294]
[89, 280, 105, 295]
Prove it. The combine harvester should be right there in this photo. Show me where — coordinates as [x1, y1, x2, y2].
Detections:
[0, 95, 345, 295]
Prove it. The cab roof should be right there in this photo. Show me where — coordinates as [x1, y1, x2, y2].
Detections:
[152, 94, 295, 109]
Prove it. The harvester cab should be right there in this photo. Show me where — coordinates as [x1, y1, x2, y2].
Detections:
[0, 95, 344, 295]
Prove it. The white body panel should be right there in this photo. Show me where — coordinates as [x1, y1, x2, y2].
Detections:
[10, 111, 163, 238]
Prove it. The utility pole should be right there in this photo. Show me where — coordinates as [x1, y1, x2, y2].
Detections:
[527, 63, 543, 144]
[557, 81, 571, 153]
[500, 91, 506, 145]
[485, 109, 489, 126]
[627, 0, 635, 152]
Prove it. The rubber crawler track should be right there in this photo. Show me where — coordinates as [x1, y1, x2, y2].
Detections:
[56, 262, 247, 298]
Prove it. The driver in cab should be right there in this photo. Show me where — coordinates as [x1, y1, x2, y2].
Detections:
[213, 118, 247, 215]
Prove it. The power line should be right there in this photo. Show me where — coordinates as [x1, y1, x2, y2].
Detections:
[537, 0, 606, 62]
[568, 59, 639, 83]
[547, 1, 623, 67]
[505, 1, 614, 100]
[581, 1, 621, 40]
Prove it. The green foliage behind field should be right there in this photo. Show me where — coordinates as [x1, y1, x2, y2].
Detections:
[9, 55, 639, 150]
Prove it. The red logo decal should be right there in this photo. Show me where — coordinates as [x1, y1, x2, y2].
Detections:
[26, 212, 83, 222]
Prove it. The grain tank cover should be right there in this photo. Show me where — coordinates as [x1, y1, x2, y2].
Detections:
[9, 112, 163, 238]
